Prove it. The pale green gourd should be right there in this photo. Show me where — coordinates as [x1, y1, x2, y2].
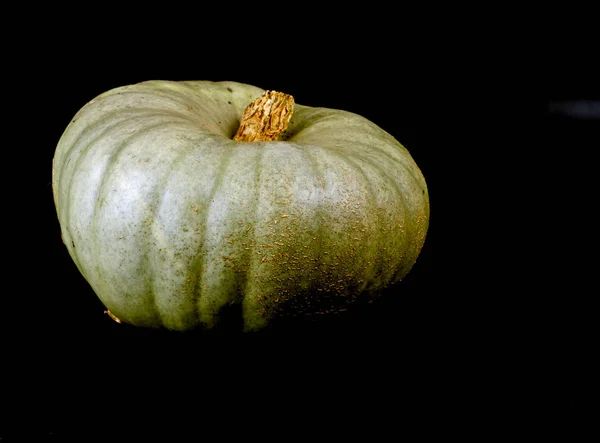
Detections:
[52, 80, 429, 332]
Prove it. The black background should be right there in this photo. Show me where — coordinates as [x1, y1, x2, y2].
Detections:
[5, 21, 442, 436]
[4, 9, 594, 439]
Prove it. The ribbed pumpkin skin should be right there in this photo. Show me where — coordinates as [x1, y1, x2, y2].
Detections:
[52, 80, 429, 332]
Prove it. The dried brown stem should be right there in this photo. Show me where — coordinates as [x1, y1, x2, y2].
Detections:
[233, 90, 294, 142]
[105, 309, 121, 324]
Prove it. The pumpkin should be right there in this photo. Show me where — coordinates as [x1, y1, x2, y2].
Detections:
[52, 80, 429, 332]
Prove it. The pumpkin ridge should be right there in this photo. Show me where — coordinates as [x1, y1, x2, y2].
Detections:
[283, 107, 335, 142]
[108, 87, 223, 128]
[294, 143, 326, 289]
[291, 112, 403, 170]
[60, 89, 204, 159]
[336, 146, 420, 282]
[57, 114, 119, 274]
[288, 107, 421, 187]
[92, 83, 203, 114]
[236, 144, 320, 328]
[87, 121, 183, 314]
[236, 144, 265, 328]
[62, 118, 173, 275]
[140, 81, 245, 138]
[59, 112, 136, 234]
[192, 142, 236, 328]
[321, 148, 392, 292]
[306, 132, 427, 280]
[58, 109, 197, 215]
[330, 146, 412, 211]
[362, 139, 426, 198]
[61, 113, 205, 229]
[142, 143, 198, 329]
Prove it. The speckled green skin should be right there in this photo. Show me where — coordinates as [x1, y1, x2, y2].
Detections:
[52, 80, 429, 332]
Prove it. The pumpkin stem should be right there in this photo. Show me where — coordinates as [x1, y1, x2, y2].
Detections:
[233, 90, 294, 142]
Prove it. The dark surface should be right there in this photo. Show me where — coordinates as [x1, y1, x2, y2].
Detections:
[5, 16, 594, 438]
[4, 34, 442, 434]
[541, 105, 596, 428]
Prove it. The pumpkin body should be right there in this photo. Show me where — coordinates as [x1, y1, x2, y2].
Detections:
[52, 80, 429, 331]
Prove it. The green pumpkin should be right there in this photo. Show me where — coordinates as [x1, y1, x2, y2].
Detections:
[52, 80, 429, 332]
